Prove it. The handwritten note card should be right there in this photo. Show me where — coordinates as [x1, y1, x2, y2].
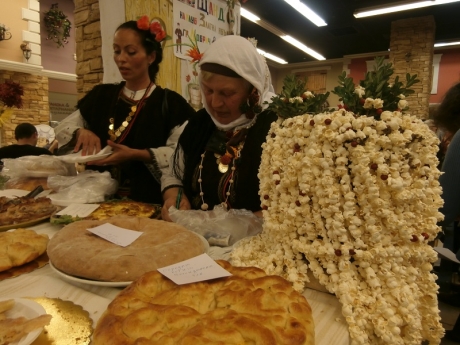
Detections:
[87, 223, 143, 247]
[56, 203, 100, 218]
[157, 253, 232, 285]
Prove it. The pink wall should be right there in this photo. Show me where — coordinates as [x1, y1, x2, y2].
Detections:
[430, 48, 460, 103]
[348, 57, 371, 85]
[40, 0, 76, 74]
[346, 50, 460, 104]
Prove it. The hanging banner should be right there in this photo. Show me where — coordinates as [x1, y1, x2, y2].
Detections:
[173, 0, 241, 110]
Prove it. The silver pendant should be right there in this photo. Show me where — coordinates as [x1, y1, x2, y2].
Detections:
[218, 163, 228, 173]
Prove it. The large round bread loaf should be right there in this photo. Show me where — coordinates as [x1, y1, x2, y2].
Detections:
[47, 216, 206, 282]
[93, 260, 315, 345]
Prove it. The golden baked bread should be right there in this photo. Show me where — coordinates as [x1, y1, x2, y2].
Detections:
[93, 260, 315, 345]
[0, 196, 57, 226]
[0, 229, 49, 272]
[5, 177, 49, 191]
[47, 216, 207, 282]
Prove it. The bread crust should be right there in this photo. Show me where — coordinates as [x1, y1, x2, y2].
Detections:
[93, 260, 315, 345]
[47, 216, 207, 282]
[0, 229, 49, 272]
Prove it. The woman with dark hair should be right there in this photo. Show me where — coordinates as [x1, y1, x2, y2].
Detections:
[55, 16, 195, 204]
[161, 35, 277, 221]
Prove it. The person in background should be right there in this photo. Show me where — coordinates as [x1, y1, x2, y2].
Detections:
[0, 123, 52, 162]
[54, 16, 195, 204]
[432, 81, 460, 343]
[161, 35, 277, 221]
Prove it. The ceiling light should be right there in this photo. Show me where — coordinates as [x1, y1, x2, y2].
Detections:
[257, 49, 288, 64]
[434, 41, 460, 47]
[284, 0, 327, 26]
[240, 8, 260, 22]
[354, 0, 460, 18]
[281, 35, 326, 60]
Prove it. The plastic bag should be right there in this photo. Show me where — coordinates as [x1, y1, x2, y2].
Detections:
[169, 204, 263, 247]
[47, 170, 118, 206]
[2, 155, 75, 178]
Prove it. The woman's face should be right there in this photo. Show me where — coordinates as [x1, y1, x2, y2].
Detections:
[201, 73, 252, 125]
[113, 28, 155, 86]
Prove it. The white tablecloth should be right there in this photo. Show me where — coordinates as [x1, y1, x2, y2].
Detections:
[0, 221, 350, 345]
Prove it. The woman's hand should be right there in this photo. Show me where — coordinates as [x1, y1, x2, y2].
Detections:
[162, 187, 191, 222]
[75, 128, 101, 156]
[89, 140, 151, 166]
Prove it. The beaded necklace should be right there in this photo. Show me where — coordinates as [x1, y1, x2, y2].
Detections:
[197, 140, 244, 211]
[108, 82, 153, 142]
[197, 118, 258, 210]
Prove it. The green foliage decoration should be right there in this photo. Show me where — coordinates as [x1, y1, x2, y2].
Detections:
[332, 56, 420, 119]
[266, 74, 330, 119]
[44, 3, 72, 48]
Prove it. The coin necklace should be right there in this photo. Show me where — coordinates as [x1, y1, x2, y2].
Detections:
[108, 82, 153, 142]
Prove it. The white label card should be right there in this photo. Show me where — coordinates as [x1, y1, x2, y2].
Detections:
[56, 203, 100, 218]
[157, 253, 232, 285]
[87, 223, 143, 247]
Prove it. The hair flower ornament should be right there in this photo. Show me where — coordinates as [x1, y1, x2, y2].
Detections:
[136, 15, 170, 43]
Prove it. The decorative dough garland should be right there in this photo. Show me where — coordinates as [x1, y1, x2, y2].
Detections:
[231, 110, 444, 344]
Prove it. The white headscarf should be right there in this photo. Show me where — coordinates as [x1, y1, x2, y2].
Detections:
[198, 35, 276, 130]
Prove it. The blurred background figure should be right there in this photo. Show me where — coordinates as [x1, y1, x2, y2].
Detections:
[0, 123, 53, 162]
[432, 81, 460, 343]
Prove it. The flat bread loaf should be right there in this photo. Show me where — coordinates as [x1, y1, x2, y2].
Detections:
[0, 229, 49, 272]
[93, 260, 315, 345]
[47, 216, 207, 282]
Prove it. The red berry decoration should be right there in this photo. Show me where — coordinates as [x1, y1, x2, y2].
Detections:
[310, 120, 315, 126]
[275, 180, 280, 185]
[380, 174, 388, 180]
[410, 235, 418, 242]
[370, 163, 378, 170]
[351, 141, 358, 147]
[349, 249, 356, 255]
[335, 249, 342, 256]
[359, 98, 365, 105]
[273, 170, 279, 175]
[325, 119, 332, 125]
[294, 143, 301, 152]
[262, 205, 268, 210]
[376, 109, 383, 115]
[295, 200, 301, 206]
[263, 195, 269, 200]
[422, 233, 429, 240]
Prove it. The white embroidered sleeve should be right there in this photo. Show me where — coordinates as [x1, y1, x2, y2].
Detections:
[146, 121, 188, 183]
[160, 146, 185, 191]
[54, 109, 85, 146]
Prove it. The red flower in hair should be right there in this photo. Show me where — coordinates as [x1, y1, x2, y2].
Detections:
[154, 29, 166, 42]
[137, 15, 150, 30]
[149, 22, 162, 35]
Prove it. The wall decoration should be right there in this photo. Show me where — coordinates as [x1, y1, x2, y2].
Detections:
[44, 3, 72, 48]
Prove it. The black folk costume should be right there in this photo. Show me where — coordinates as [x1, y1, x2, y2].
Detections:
[161, 35, 277, 213]
[55, 82, 195, 204]
[179, 109, 277, 212]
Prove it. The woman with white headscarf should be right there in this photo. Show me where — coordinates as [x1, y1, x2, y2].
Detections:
[161, 35, 277, 221]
